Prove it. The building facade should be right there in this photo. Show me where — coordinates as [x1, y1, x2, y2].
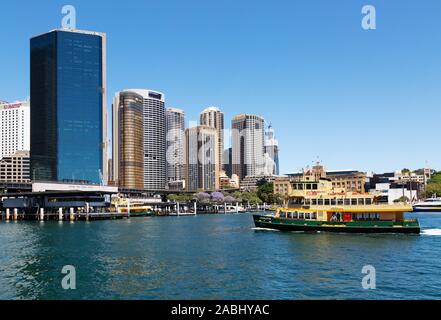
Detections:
[166, 108, 185, 189]
[185, 126, 219, 192]
[200, 107, 224, 171]
[124, 89, 166, 190]
[30, 29, 107, 184]
[0, 151, 30, 183]
[0, 101, 30, 160]
[112, 91, 144, 189]
[240, 175, 278, 192]
[232, 114, 265, 181]
[287, 163, 367, 194]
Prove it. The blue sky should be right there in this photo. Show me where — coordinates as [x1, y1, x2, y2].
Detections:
[1, 0, 440, 174]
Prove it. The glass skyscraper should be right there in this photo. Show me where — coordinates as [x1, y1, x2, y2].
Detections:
[30, 29, 107, 184]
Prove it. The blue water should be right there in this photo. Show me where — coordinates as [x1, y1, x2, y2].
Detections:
[0, 212, 441, 300]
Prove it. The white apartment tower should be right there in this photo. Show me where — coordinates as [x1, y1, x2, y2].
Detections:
[0, 101, 30, 160]
[166, 108, 186, 186]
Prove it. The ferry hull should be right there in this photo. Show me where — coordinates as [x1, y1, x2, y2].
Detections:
[413, 207, 441, 213]
[253, 215, 420, 234]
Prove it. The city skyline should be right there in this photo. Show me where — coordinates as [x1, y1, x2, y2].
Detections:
[1, 0, 440, 174]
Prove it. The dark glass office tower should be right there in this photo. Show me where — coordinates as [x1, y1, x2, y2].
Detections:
[30, 29, 107, 184]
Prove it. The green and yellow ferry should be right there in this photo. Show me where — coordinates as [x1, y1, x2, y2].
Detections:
[254, 174, 420, 234]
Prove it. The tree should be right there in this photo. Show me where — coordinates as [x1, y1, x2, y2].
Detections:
[422, 172, 441, 198]
[256, 178, 268, 187]
[257, 182, 275, 204]
[394, 196, 409, 203]
[167, 194, 179, 202]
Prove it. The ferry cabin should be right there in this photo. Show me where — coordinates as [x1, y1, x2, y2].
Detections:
[277, 208, 407, 224]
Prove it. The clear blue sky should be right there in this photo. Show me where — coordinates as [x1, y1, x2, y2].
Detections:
[1, 0, 440, 174]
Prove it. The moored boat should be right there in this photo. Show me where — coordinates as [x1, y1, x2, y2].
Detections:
[413, 198, 441, 213]
[120, 206, 156, 217]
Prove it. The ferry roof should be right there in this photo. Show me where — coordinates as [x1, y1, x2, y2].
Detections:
[280, 205, 412, 213]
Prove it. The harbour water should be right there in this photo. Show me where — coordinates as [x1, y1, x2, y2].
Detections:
[0, 212, 441, 300]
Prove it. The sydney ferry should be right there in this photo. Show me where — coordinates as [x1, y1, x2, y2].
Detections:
[254, 169, 420, 234]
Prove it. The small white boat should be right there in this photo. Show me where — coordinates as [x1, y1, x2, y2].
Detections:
[413, 198, 441, 212]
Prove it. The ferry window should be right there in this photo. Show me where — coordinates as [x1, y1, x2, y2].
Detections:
[331, 199, 337, 205]
[344, 199, 350, 205]
[293, 184, 298, 190]
[351, 199, 357, 205]
[366, 198, 372, 205]
[359, 199, 365, 205]
[313, 184, 318, 190]
[312, 212, 317, 220]
[294, 212, 298, 219]
[299, 212, 304, 219]
[325, 199, 331, 205]
[289, 212, 293, 219]
[312, 199, 317, 205]
[318, 199, 324, 205]
[337, 199, 343, 205]
[298, 184, 304, 190]
[306, 184, 312, 190]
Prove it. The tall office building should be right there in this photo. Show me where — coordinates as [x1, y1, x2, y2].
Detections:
[125, 89, 166, 190]
[166, 108, 185, 187]
[185, 126, 219, 192]
[232, 114, 265, 181]
[112, 91, 144, 189]
[200, 107, 224, 169]
[30, 29, 107, 184]
[264, 124, 280, 176]
[0, 101, 30, 160]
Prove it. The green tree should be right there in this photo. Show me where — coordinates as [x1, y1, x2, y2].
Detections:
[394, 196, 409, 203]
[257, 182, 275, 204]
[167, 194, 179, 202]
[422, 172, 441, 198]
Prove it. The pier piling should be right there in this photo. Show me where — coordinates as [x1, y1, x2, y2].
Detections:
[39, 208, 45, 221]
[6, 208, 10, 221]
[13, 208, 18, 221]
[59, 208, 63, 221]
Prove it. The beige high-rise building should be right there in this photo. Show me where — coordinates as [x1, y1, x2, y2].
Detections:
[112, 91, 144, 189]
[200, 107, 224, 170]
[185, 126, 219, 192]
